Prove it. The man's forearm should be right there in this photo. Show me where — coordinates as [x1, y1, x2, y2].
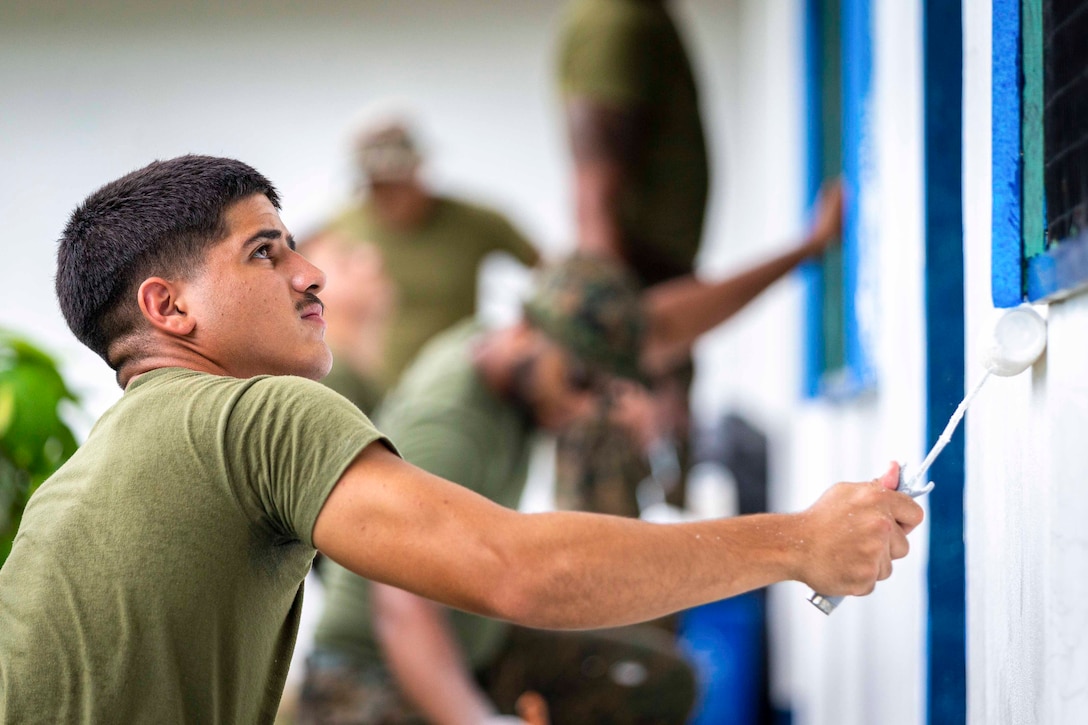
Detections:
[316, 449, 919, 633]
[483, 465, 915, 629]
[491, 510, 801, 628]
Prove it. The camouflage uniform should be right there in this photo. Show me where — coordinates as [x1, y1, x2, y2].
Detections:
[527, 256, 692, 517]
[519, 258, 695, 720]
[523, 256, 647, 516]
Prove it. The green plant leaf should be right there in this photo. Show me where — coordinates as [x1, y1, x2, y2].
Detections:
[0, 329, 81, 567]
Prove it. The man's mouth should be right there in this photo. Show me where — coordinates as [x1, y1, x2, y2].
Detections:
[298, 296, 326, 325]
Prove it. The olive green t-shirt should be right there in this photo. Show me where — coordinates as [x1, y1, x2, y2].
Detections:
[327, 196, 539, 389]
[556, 0, 710, 284]
[0, 368, 390, 724]
[315, 320, 533, 671]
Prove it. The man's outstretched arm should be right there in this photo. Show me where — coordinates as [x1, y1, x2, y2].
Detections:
[313, 445, 920, 630]
[640, 180, 844, 377]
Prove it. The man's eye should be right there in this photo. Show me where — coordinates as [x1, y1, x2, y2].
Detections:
[253, 244, 272, 259]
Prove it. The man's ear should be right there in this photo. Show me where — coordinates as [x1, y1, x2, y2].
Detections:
[137, 277, 195, 336]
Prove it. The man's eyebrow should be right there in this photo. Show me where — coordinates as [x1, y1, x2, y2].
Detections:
[242, 229, 288, 249]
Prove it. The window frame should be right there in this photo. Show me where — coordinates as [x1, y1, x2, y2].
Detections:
[802, 0, 878, 399]
[992, 0, 1088, 306]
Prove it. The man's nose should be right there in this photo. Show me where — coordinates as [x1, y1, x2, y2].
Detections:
[293, 253, 326, 293]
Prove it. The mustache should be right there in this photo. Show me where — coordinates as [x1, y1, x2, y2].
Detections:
[295, 293, 325, 314]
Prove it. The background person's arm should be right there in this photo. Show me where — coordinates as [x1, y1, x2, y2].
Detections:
[639, 180, 844, 377]
[372, 583, 509, 725]
[313, 445, 920, 629]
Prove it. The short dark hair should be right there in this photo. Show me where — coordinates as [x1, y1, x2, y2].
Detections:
[56, 155, 280, 367]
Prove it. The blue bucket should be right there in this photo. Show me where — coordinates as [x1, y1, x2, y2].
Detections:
[677, 592, 765, 724]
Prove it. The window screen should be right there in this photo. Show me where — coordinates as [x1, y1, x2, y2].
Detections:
[992, 0, 1088, 305]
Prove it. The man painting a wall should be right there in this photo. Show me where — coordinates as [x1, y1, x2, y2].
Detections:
[0, 155, 921, 723]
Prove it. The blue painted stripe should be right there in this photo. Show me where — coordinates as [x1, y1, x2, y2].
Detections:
[991, 0, 1024, 307]
[923, 1, 967, 723]
[841, 0, 876, 391]
[802, 0, 826, 399]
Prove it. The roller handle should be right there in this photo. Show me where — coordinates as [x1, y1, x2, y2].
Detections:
[808, 592, 845, 614]
[806, 467, 933, 615]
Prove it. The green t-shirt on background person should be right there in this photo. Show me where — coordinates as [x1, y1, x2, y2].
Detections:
[314, 320, 534, 672]
[327, 197, 538, 390]
[0, 369, 391, 724]
[322, 358, 385, 416]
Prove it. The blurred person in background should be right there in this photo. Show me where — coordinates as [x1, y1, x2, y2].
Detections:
[324, 115, 540, 396]
[296, 231, 395, 416]
[556, 0, 709, 286]
[299, 184, 844, 725]
[552, 0, 717, 524]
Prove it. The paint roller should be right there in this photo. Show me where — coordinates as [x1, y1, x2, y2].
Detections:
[807, 305, 1048, 615]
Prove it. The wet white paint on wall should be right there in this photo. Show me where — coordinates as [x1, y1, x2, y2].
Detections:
[964, 1, 1088, 721]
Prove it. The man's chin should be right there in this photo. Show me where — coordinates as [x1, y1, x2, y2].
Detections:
[297, 347, 334, 381]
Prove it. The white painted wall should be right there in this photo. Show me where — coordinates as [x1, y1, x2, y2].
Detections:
[964, 1, 1088, 722]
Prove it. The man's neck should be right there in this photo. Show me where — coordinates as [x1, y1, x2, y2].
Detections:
[119, 353, 227, 390]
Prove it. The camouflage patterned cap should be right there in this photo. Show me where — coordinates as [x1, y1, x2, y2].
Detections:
[523, 255, 645, 382]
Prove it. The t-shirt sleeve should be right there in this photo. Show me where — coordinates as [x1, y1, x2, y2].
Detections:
[486, 212, 539, 267]
[223, 375, 397, 547]
[558, 6, 658, 106]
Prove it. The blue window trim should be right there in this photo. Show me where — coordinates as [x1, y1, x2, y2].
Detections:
[840, 0, 877, 393]
[801, 0, 826, 399]
[802, 0, 878, 400]
[1026, 237, 1088, 300]
[991, 0, 1026, 307]
[992, 0, 1088, 306]
[804, 3, 970, 723]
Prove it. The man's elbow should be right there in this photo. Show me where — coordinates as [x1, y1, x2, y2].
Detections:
[479, 550, 583, 629]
